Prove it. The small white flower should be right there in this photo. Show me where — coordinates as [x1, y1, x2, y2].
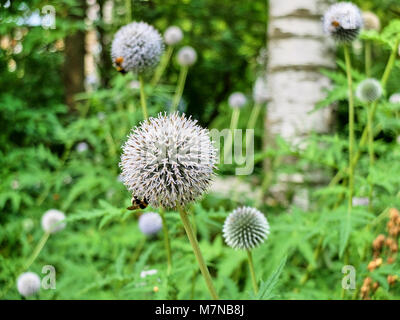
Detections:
[223, 206, 270, 250]
[323, 2, 363, 43]
[352, 197, 369, 207]
[389, 93, 400, 104]
[362, 11, 380, 31]
[11, 179, 20, 190]
[228, 92, 247, 109]
[111, 21, 164, 74]
[164, 26, 183, 46]
[140, 269, 158, 278]
[130, 80, 140, 89]
[63, 175, 72, 185]
[76, 142, 89, 153]
[22, 218, 34, 232]
[41, 209, 66, 234]
[253, 77, 269, 104]
[138, 212, 162, 236]
[177, 46, 197, 67]
[120, 112, 217, 209]
[17, 272, 41, 297]
[356, 78, 382, 103]
[97, 112, 106, 121]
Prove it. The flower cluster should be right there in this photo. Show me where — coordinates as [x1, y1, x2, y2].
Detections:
[120, 112, 217, 209]
[41, 209, 66, 234]
[228, 92, 247, 109]
[139, 212, 163, 236]
[177, 46, 197, 67]
[164, 26, 183, 46]
[17, 272, 41, 297]
[356, 78, 383, 103]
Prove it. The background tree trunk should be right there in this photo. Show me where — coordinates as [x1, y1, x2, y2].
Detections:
[265, 0, 335, 208]
[63, 0, 87, 111]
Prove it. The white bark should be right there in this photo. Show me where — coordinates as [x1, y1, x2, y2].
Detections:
[266, 0, 335, 144]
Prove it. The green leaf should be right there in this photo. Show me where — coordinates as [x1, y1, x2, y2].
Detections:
[255, 255, 287, 300]
[339, 212, 351, 258]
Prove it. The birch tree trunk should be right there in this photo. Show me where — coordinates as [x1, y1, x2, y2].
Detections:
[265, 0, 335, 208]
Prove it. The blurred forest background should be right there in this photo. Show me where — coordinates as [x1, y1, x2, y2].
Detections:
[1, 0, 400, 300]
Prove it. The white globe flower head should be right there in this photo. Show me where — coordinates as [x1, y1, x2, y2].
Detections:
[253, 77, 269, 104]
[120, 112, 217, 209]
[228, 92, 247, 109]
[111, 21, 164, 74]
[17, 272, 41, 297]
[323, 2, 363, 43]
[356, 78, 383, 103]
[164, 26, 183, 46]
[41, 209, 66, 234]
[389, 93, 400, 104]
[362, 11, 380, 31]
[177, 46, 197, 67]
[223, 206, 270, 250]
[76, 142, 88, 153]
[138, 212, 162, 236]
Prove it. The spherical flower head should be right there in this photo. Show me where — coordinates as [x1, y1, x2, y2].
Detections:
[177, 46, 197, 67]
[41, 209, 66, 233]
[228, 92, 247, 109]
[164, 26, 183, 46]
[223, 206, 270, 250]
[17, 272, 40, 297]
[253, 77, 269, 104]
[120, 112, 217, 209]
[138, 212, 162, 236]
[362, 11, 380, 31]
[389, 93, 400, 104]
[323, 2, 363, 43]
[356, 78, 383, 103]
[76, 142, 88, 153]
[111, 21, 164, 74]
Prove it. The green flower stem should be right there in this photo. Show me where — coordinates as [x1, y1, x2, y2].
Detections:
[24, 232, 50, 270]
[365, 41, 372, 77]
[139, 75, 149, 120]
[344, 44, 355, 212]
[247, 250, 258, 294]
[327, 38, 399, 192]
[171, 66, 189, 112]
[367, 104, 375, 210]
[159, 208, 172, 276]
[177, 204, 219, 300]
[125, 0, 132, 23]
[247, 103, 262, 130]
[152, 46, 174, 86]
[223, 108, 241, 163]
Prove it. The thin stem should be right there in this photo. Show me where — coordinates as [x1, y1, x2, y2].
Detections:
[171, 66, 188, 112]
[24, 232, 50, 270]
[381, 38, 400, 88]
[247, 103, 262, 130]
[159, 208, 172, 276]
[344, 45, 355, 213]
[152, 46, 174, 86]
[365, 41, 372, 77]
[367, 104, 374, 210]
[247, 250, 258, 294]
[177, 204, 219, 300]
[223, 108, 241, 163]
[139, 75, 148, 120]
[125, 0, 132, 24]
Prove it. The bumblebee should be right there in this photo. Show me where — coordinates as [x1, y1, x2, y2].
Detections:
[331, 20, 340, 28]
[127, 195, 149, 210]
[114, 56, 127, 74]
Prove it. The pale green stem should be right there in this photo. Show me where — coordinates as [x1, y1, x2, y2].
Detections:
[125, 0, 132, 23]
[24, 232, 50, 270]
[152, 46, 174, 86]
[177, 204, 219, 300]
[367, 104, 374, 210]
[223, 108, 240, 163]
[344, 44, 355, 213]
[327, 38, 399, 192]
[247, 103, 262, 130]
[139, 75, 148, 120]
[159, 208, 172, 276]
[247, 250, 258, 294]
[365, 41, 372, 77]
[171, 66, 188, 113]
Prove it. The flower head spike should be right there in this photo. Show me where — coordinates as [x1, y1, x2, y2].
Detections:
[362, 11, 380, 31]
[323, 2, 363, 43]
[111, 21, 164, 74]
[41, 209, 66, 233]
[253, 77, 269, 104]
[223, 206, 270, 250]
[164, 26, 183, 46]
[228, 92, 247, 109]
[17, 272, 40, 297]
[120, 112, 217, 209]
[356, 78, 383, 103]
[138, 212, 162, 236]
[389, 93, 400, 104]
[177, 46, 197, 67]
